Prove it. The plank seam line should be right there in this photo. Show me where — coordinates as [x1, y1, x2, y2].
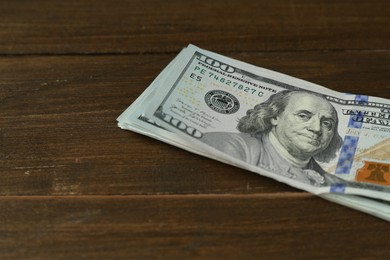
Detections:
[0, 48, 388, 57]
[0, 193, 313, 200]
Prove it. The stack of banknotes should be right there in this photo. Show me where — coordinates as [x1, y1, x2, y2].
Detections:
[118, 45, 390, 221]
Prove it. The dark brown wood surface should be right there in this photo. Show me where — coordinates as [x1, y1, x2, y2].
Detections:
[0, 1, 389, 259]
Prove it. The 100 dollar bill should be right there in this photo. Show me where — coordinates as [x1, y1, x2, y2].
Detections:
[137, 45, 390, 201]
[117, 45, 390, 220]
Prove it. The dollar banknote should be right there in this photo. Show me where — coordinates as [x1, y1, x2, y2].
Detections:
[118, 45, 390, 220]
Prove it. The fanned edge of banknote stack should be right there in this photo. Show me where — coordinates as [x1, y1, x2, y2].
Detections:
[118, 45, 390, 221]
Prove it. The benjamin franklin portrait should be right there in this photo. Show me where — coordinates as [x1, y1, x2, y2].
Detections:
[201, 90, 344, 186]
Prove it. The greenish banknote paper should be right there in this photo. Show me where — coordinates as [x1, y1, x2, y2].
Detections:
[118, 45, 390, 220]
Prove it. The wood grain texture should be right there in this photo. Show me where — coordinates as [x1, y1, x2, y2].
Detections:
[1, 195, 389, 259]
[1, 0, 389, 258]
[0, 0, 389, 54]
[1, 52, 388, 195]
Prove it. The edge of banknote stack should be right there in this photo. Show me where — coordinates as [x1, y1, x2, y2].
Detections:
[117, 44, 390, 221]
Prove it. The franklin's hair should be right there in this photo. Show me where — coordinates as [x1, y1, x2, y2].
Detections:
[237, 90, 343, 163]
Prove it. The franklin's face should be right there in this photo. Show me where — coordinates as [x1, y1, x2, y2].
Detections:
[271, 93, 337, 161]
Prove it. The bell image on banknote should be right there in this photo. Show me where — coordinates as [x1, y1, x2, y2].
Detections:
[117, 44, 390, 221]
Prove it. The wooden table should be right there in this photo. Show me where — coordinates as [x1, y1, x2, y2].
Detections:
[1, 1, 389, 258]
